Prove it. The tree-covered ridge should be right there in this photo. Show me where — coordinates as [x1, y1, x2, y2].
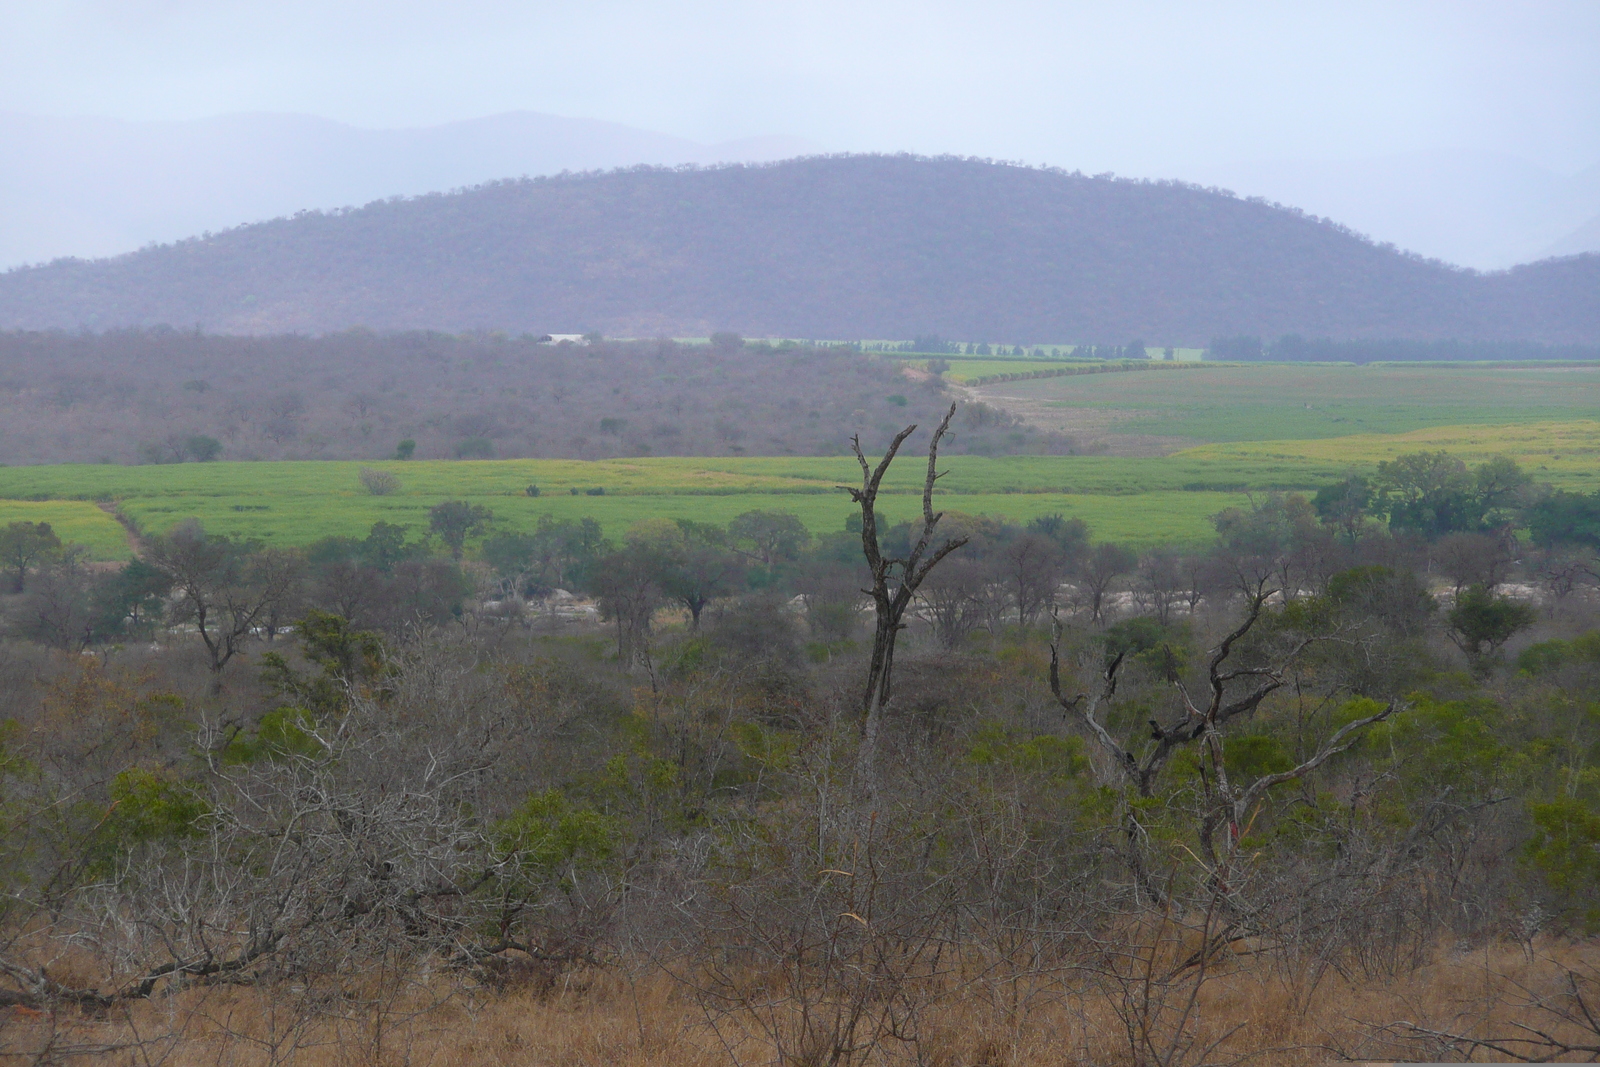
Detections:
[2, 155, 1596, 342]
[0, 330, 1073, 465]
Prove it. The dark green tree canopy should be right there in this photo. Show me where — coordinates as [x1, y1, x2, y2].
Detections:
[0, 520, 62, 593]
[428, 500, 493, 560]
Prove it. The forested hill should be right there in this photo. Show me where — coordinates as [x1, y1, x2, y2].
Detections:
[2, 154, 1597, 344]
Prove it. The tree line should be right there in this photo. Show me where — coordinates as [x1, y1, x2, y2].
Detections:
[1210, 334, 1600, 362]
[890, 336, 1154, 359]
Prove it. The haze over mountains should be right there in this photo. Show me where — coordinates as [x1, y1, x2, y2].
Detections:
[0, 110, 819, 269]
[1185, 150, 1600, 269]
[1, 154, 1596, 345]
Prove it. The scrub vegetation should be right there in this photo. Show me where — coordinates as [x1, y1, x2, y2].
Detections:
[3, 406, 1600, 1064]
[0, 330, 1076, 466]
[4, 329, 1600, 1064]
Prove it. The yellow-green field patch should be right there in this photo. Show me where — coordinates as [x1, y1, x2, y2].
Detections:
[1180, 420, 1600, 492]
[0, 500, 132, 560]
[2, 416, 1595, 556]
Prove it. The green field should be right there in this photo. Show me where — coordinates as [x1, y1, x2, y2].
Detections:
[1180, 420, 1600, 492]
[0, 499, 133, 559]
[982, 362, 1600, 441]
[3, 418, 1597, 558]
[3, 358, 1598, 561]
[0, 452, 1366, 508]
[0, 458, 1270, 555]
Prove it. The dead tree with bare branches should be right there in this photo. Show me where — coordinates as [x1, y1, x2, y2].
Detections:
[842, 403, 968, 799]
[1049, 580, 1398, 910]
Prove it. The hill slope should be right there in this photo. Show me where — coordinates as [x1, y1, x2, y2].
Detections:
[2, 155, 1596, 344]
[0, 110, 817, 269]
[0, 331, 1079, 465]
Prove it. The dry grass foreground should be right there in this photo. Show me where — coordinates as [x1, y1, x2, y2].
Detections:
[6, 938, 1599, 1065]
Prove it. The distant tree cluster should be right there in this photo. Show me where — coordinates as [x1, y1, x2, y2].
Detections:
[0, 330, 1080, 465]
[1210, 334, 1600, 363]
[918, 341, 1146, 359]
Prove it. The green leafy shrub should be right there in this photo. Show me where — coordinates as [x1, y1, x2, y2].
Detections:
[1223, 734, 1294, 780]
[88, 769, 211, 874]
[1524, 796, 1600, 931]
[967, 724, 1089, 783]
[491, 790, 618, 890]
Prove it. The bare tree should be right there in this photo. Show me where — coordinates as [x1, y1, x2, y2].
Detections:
[1178, 551, 1216, 615]
[11, 549, 100, 650]
[590, 546, 661, 671]
[1076, 542, 1136, 624]
[146, 521, 298, 684]
[359, 466, 401, 496]
[1135, 547, 1186, 625]
[1000, 531, 1064, 627]
[1048, 583, 1396, 908]
[1211, 492, 1329, 601]
[1531, 545, 1599, 607]
[260, 390, 306, 444]
[916, 556, 989, 648]
[842, 403, 967, 798]
[1376, 960, 1600, 1063]
[1435, 529, 1518, 595]
[1050, 587, 1309, 799]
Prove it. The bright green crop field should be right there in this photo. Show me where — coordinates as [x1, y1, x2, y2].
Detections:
[3, 418, 1597, 558]
[981, 362, 1600, 442]
[0, 452, 1359, 508]
[2, 358, 1598, 560]
[0, 458, 1267, 555]
[0, 500, 133, 559]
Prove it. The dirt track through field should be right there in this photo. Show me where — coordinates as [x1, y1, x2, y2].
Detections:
[957, 382, 1201, 456]
[96, 501, 144, 558]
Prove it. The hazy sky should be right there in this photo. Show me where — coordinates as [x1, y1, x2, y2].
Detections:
[4, 0, 1598, 177]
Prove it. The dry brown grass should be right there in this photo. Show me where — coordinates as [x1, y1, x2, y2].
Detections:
[6, 938, 1600, 1066]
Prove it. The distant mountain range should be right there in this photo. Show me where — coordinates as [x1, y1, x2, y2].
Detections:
[1, 154, 1596, 344]
[0, 110, 819, 269]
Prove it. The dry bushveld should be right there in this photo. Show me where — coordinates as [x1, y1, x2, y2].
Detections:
[7, 931, 1600, 1063]
[3, 422, 1600, 1065]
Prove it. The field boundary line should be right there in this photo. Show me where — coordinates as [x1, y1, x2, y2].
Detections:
[960, 360, 1219, 386]
[95, 501, 147, 559]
